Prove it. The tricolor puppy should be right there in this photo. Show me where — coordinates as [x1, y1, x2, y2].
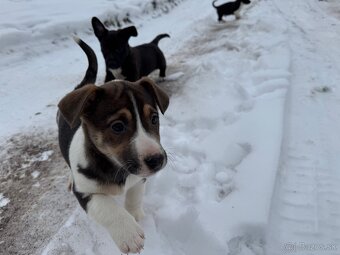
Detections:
[57, 37, 169, 254]
[212, 0, 251, 22]
[92, 17, 169, 82]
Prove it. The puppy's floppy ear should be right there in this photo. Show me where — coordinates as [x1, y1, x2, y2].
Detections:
[58, 84, 100, 128]
[138, 77, 169, 114]
[92, 17, 108, 39]
[121, 26, 138, 40]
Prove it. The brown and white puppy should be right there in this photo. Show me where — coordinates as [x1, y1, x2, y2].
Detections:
[57, 37, 169, 254]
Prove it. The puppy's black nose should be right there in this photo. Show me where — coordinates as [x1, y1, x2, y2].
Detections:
[144, 154, 164, 171]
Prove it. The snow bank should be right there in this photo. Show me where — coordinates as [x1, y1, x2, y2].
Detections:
[0, 0, 184, 55]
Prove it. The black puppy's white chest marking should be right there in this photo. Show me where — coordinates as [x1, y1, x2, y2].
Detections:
[234, 2, 243, 17]
[110, 68, 126, 80]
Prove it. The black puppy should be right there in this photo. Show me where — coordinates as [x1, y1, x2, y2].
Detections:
[212, 0, 251, 22]
[92, 17, 169, 82]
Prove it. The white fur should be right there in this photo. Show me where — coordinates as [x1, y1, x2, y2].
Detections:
[69, 128, 99, 193]
[125, 177, 146, 222]
[109, 68, 126, 80]
[129, 93, 163, 175]
[69, 128, 127, 195]
[134, 125, 162, 158]
[124, 174, 143, 190]
[69, 131, 146, 253]
[234, 2, 244, 19]
[87, 193, 145, 254]
[69, 127, 88, 170]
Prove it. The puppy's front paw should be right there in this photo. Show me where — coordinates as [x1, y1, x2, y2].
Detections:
[157, 77, 166, 83]
[110, 216, 145, 254]
[128, 207, 145, 222]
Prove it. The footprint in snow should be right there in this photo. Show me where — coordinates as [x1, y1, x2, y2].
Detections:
[311, 85, 332, 94]
[215, 170, 235, 201]
[227, 233, 265, 255]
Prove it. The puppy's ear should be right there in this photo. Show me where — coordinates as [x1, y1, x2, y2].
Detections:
[58, 84, 100, 128]
[138, 77, 169, 114]
[92, 17, 108, 39]
[121, 26, 138, 40]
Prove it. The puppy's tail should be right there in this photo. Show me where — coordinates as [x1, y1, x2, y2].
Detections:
[150, 34, 170, 46]
[212, 0, 218, 8]
[72, 35, 98, 89]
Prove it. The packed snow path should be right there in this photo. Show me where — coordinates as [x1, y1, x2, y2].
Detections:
[266, 0, 340, 255]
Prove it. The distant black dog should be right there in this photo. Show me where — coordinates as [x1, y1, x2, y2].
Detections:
[212, 0, 251, 22]
[92, 17, 169, 82]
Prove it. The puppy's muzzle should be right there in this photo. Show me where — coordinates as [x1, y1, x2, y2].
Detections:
[144, 153, 165, 172]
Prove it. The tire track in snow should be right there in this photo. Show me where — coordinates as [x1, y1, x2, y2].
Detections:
[266, 1, 340, 254]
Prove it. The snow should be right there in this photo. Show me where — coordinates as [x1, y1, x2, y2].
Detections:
[31, 171, 40, 179]
[33, 182, 41, 188]
[0, 194, 10, 208]
[19, 150, 54, 170]
[34, 150, 54, 162]
[2, 0, 340, 254]
[266, 1, 340, 254]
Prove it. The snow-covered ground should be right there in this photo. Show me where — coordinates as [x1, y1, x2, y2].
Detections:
[1, 0, 340, 254]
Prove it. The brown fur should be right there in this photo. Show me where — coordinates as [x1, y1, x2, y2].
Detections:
[58, 77, 169, 182]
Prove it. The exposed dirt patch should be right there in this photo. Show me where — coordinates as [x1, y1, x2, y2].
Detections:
[0, 130, 76, 255]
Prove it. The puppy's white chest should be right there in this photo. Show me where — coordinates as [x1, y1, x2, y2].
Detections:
[110, 68, 126, 80]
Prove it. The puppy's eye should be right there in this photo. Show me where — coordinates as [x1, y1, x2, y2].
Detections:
[151, 113, 159, 125]
[111, 121, 126, 134]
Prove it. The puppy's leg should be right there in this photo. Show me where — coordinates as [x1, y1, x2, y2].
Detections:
[159, 54, 167, 78]
[105, 69, 115, 82]
[125, 179, 146, 222]
[87, 194, 145, 254]
[234, 10, 241, 19]
[217, 11, 223, 22]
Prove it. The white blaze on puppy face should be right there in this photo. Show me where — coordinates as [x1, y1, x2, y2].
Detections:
[129, 93, 164, 176]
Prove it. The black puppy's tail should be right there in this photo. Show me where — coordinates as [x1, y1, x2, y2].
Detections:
[212, 0, 218, 8]
[72, 35, 98, 89]
[150, 34, 170, 46]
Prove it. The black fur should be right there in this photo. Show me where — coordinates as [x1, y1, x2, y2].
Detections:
[72, 184, 92, 211]
[92, 17, 169, 82]
[74, 37, 98, 89]
[58, 37, 97, 166]
[58, 37, 98, 210]
[212, 0, 251, 22]
[76, 123, 136, 186]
